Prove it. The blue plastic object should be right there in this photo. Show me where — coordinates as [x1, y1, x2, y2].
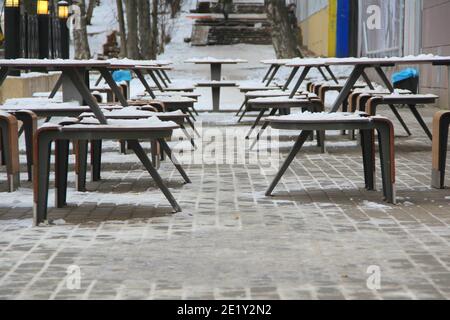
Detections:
[392, 68, 419, 84]
[112, 70, 132, 82]
[336, 0, 350, 58]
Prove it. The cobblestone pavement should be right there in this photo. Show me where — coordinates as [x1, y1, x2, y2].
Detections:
[0, 106, 450, 300]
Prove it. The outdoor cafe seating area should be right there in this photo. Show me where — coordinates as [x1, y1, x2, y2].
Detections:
[0, 55, 450, 227]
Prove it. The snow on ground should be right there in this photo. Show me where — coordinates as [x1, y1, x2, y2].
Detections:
[85, 0, 358, 111]
[86, 0, 119, 58]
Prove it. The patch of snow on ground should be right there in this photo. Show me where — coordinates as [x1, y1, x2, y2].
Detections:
[359, 201, 392, 210]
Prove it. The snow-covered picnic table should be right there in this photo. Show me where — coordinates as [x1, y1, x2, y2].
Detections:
[185, 57, 248, 111]
[285, 55, 450, 113]
[0, 59, 125, 124]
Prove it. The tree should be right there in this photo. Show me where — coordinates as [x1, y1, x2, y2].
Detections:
[73, 0, 91, 59]
[125, 0, 140, 59]
[265, 0, 302, 59]
[116, 0, 128, 57]
[151, 0, 159, 58]
[168, 0, 183, 18]
[86, 0, 97, 25]
[138, 0, 153, 59]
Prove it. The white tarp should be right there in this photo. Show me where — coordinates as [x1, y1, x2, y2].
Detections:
[358, 0, 405, 57]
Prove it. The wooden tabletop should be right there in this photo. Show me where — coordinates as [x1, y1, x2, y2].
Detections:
[0, 59, 111, 68]
[285, 56, 450, 67]
[260, 59, 293, 65]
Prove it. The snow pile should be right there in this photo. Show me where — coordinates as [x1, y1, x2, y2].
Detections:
[360, 201, 392, 210]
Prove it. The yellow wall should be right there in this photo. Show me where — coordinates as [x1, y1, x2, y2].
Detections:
[328, 0, 337, 57]
[299, 7, 330, 57]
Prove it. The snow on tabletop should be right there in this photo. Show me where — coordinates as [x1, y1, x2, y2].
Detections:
[155, 92, 199, 97]
[382, 93, 439, 98]
[260, 59, 293, 65]
[1, 97, 80, 109]
[238, 81, 280, 89]
[248, 96, 310, 103]
[33, 91, 62, 98]
[162, 85, 195, 90]
[246, 90, 290, 96]
[196, 80, 236, 85]
[143, 96, 196, 103]
[0, 58, 110, 66]
[75, 116, 177, 128]
[59, 117, 80, 123]
[9, 71, 62, 79]
[266, 112, 370, 122]
[40, 122, 61, 129]
[107, 58, 158, 67]
[92, 107, 184, 117]
[287, 54, 450, 67]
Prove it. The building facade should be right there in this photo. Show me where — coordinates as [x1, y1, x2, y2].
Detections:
[290, 0, 450, 108]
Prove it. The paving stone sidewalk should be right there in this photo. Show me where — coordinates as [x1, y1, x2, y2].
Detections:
[0, 107, 450, 300]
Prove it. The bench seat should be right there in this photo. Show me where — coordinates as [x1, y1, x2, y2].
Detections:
[264, 113, 396, 204]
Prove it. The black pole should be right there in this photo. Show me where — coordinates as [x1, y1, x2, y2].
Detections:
[5, 5, 21, 75]
[60, 18, 69, 58]
[349, 1, 359, 57]
[38, 14, 50, 59]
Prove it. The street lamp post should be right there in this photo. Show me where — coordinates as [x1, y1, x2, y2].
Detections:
[37, 0, 50, 59]
[58, 1, 70, 59]
[4, 0, 21, 75]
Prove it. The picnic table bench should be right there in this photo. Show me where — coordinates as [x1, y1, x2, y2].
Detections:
[264, 113, 396, 204]
[33, 118, 190, 226]
[431, 111, 450, 189]
[186, 57, 247, 111]
[0, 111, 20, 192]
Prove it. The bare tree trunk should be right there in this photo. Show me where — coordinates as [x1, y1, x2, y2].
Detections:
[86, 0, 97, 25]
[138, 0, 153, 59]
[116, 0, 128, 57]
[265, 0, 301, 59]
[125, 0, 140, 59]
[74, 0, 91, 59]
[151, 0, 159, 59]
[169, 0, 182, 18]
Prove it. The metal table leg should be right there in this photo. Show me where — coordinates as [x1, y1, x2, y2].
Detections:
[160, 69, 172, 84]
[63, 67, 108, 124]
[127, 140, 182, 212]
[212, 87, 221, 112]
[0, 67, 10, 86]
[282, 66, 299, 91]
[245, 109, 266, 139]
[154, 69, 168, 88]
[262, 65, 274, 83]
[49, 74, 63, 98]
[147, 69, 164, 91]
[330, 65, 365, 113]
[250, 108, 278, 149]
[132, 69, 156, 99]
[98, 68, 129, 107]
[265, 130, 312, 196]
[266, 65, 281, 86]
[289, 66, 311, 98]
[374, 66, 412, 135]
[317, 66, 329, 81]
[325, 66, 339, 84]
